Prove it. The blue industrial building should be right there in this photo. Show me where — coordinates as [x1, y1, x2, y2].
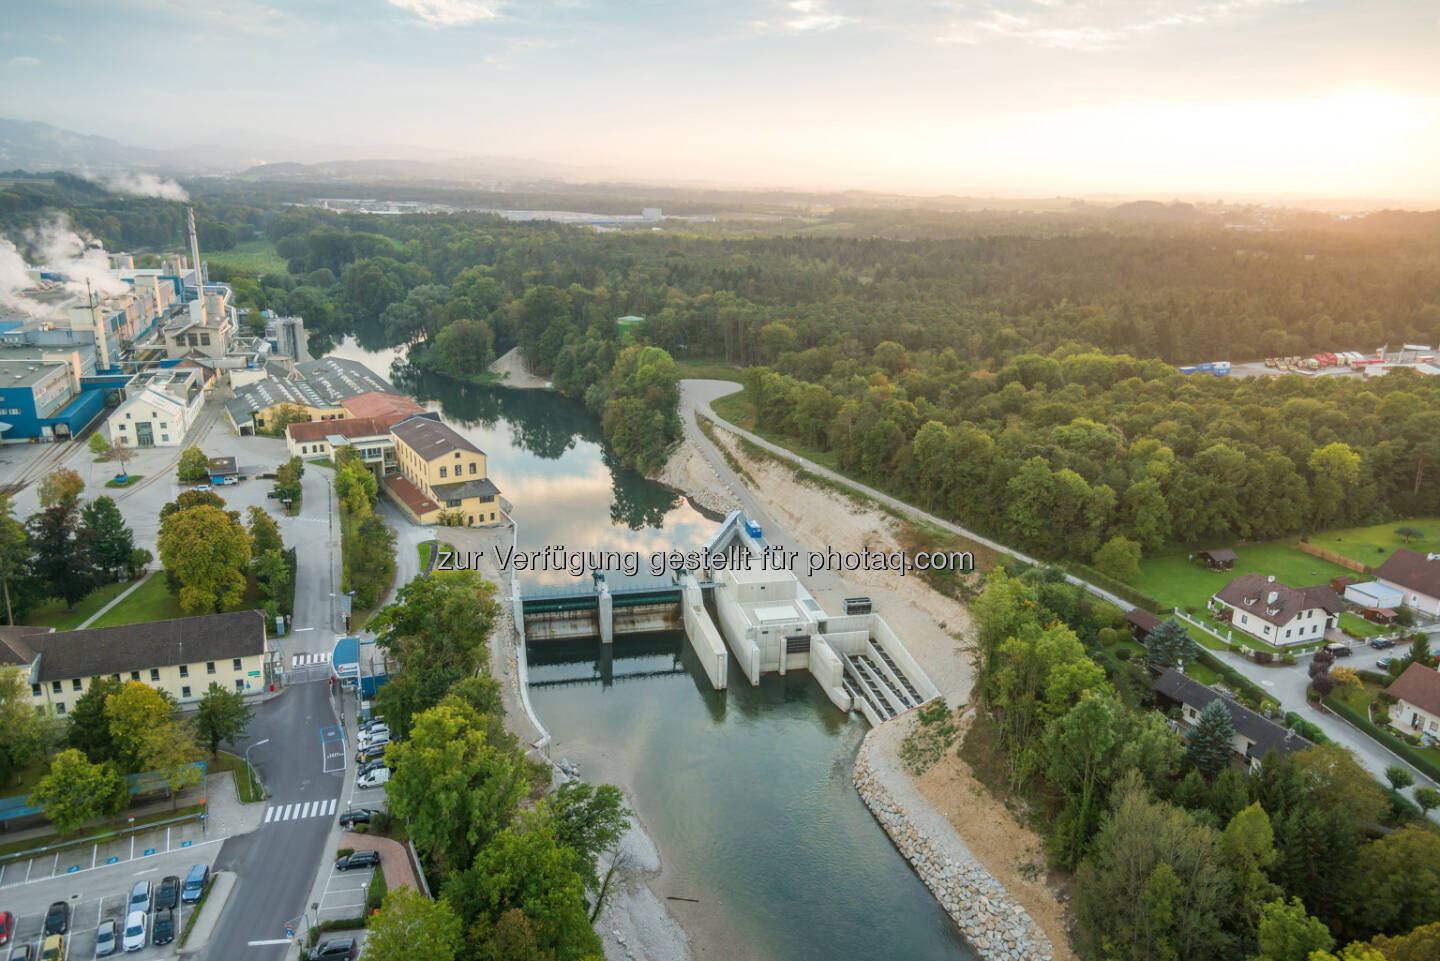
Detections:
[0, 361, 119, 441]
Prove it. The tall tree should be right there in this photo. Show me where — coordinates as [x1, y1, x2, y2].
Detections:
[1253, 897, 1335, 961]
[66, 675, 122, 762]
[27, 749, 128, 834]
[1185, 699, 1236, 777]
[246, 506, 284, 558]
[176, 446, 211, 484]
[157, 505, 251, 614]
[1145, 617, 1200, 674]
[194, 683, 255, 756]
[362, 887, 463, 961]
[548, 780, 631, 898]
[37, 467, 84, 509]
[27, 501, 97, 609]
[106, 682, 178, 773]
[0, 495, 33, 624]
[81, 496, 136, 581]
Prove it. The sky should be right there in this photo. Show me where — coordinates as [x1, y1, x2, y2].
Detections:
[2, 0, 1438, 203]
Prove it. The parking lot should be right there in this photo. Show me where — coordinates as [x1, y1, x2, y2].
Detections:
[316, 857, 375, 924]
[0, 817, 213, 893]
[0, 848, 215, 959]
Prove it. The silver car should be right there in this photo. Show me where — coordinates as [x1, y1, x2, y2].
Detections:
[94, 919, 118, 957]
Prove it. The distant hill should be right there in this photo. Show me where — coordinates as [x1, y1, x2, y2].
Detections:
[0, 118, 170, 170]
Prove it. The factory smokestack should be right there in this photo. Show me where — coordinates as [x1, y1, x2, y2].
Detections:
[186, 206, 207, 325]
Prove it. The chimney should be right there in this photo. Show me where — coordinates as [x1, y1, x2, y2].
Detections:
[186, 206, 207, 326]
[1268, 591, 1278, 604]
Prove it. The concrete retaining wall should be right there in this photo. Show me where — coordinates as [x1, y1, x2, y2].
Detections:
[714, 586, 762, 684]
[682, 576, 728, 690]
[868, 614, 941, 701]
[809, 637, 851, 712]
[853, 739, 1054, 961]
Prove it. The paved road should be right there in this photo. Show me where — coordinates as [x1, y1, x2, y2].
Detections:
[202, 680, 344, 960]
[682, 378, 1440, 823]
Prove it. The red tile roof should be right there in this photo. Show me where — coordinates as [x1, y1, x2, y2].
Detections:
[1375, 548, 1440, 600]
[340, 392, 424, 429]
[1214, 573, 1343, 626]
[286, 417, 387, 443]
[383, 472, 437, 516]
[1388, 662, 1440, 718]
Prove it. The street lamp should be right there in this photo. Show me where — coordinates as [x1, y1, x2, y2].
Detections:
[245, 738, 270, 799]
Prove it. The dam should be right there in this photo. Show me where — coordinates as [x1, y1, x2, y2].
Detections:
[514, 511, 940, 724]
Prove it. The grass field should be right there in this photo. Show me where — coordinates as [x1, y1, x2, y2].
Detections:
[23, 580, 132, 631]
[1338, 611, 1386, 638]
[203, 239, 288, 276]
[1132, 541, 1354, 615]
[1304, 518, 1440, 568]
[207, 751, 263, 803]
[90, 573, 263, 628]
[104, 474, 143, 488]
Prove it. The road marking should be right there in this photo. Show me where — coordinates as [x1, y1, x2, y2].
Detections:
[264, 806, 277, 823]
[294, 627, 315, 632]
[326, 798, 337, 816]
[248, 939, 292, 946]
[303, 801, 315, 818]
[281, 804, 294, 820]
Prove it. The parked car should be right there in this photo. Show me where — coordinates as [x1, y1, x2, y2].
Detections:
[38, 936, 61, 961]
[151, 908, 175, 946]
[338, 808, 376, 828]
[1377, 657, 1395, 670]
[359, 716, 385, 732]
[94, 918, 118, 957]
[155, 875, 180, 911]
[1322, 643, 1353, 658]
[358, 729, 389, 750]
[128, 880, 152, 916]
[358, 758, 389, 779]
[0, 911, 11, 946]
[181, 863, 210, 903]
[356, 766, 390, 789]
[122, 910, 147, 952]
[1370, 637, 1396, 649]
[308, 937, 358, 960]
[8, 944, 31, 961]
[43, 901, 69, 936]
[334, 850, 381, 871]
[359, 721, 389, 739]
[357, 743, 387, 764]
[191, 484, 211, 493]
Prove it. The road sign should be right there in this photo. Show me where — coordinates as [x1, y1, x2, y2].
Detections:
[248, 670, 261, 677]
[67, 865, 79, 873]
[285, 924, 294, 938]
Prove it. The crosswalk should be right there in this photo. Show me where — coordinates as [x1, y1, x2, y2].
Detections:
[264, 798, 339, 823]
[292, 652, 331, 667]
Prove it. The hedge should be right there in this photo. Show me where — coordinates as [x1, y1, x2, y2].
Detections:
[1357, 669, 1392, 687]
[1064, 562, 1163, 613]
[1322, 695, 1440, 782]
[1282, 712, 1329, 745]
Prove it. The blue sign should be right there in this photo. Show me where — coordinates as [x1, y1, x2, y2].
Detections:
[67, 865, 79, 873]
[143, 848, 156, 856]
[106, 856, 119, 864]
[181, 840, 192, 848]
[285, 925, 294, 938]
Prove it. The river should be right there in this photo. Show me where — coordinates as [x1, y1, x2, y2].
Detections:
[327, 338, 976, 961]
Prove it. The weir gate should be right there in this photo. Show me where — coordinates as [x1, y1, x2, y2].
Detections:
[514, 512, 941, 726]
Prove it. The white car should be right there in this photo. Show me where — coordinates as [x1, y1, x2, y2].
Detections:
[122, 911, 147, 952]
[358, 729, 389, 749]
[356, 766, 391, 789]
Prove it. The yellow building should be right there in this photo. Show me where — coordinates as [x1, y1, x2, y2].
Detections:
[385, 413, 502, 526]
[0, 611, 277, 715]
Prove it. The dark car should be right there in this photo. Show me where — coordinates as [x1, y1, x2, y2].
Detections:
[1370, 637, 1396, 649]
[0, 910, 11, 946]
[1322, 643, 1353, 658]
[337, 809, 375, 828]
[358, 758, 389, 778]
[308, 938, 358, 960]
[42, 902, 68, 936]
[334, 850, 380, 871]
[356, 744, 387, 764]
[155, 875, 181, 911]
[152, 908, 175, 946]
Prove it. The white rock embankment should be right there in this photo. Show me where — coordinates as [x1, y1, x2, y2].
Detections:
[854, 733, 1054, 961]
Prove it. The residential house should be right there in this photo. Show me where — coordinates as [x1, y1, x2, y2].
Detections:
[1153, 668, 1311, 770]
[386, 413, 501, 526]
[1386, 662, 1440, 739]
[0, 610, 276, 714]
[286, 416, 395, 473]
[1373, 548, 1440, 617]
[1211, 572, 1342, 646]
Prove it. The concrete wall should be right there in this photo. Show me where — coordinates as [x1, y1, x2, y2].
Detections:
[809, 637, 852, 714]
[868, 614, 941, 702]
[714, 585, 762, 684]
[681, 575, 728, 690]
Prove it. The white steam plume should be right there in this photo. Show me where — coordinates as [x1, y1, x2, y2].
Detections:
[95, 171, 189, 202]
[21, 214, 129, 298]
[0, 238, 45, 316]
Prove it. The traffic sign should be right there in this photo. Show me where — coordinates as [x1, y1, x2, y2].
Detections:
[106, 856, 119, 864]
[285, 924, 294, 938]
[66, 865, 79, 873]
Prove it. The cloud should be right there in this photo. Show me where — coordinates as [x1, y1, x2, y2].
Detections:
[389, 0, 502, 25]
[93, 171, 190, 202]
[754, 0, 857, 34]
[7, 55, 40, 67]
[938, 0, 1307, 51]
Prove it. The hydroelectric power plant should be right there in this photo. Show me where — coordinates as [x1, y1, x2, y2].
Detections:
[514, 511, 940, 725]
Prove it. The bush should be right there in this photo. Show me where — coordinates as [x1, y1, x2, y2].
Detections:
[1115, 648, 1132, 661]
[1097, 627, 1120, 647]
[370, 810, 392, 834]
[336, 847, 354, 858]
[1254, 651, 1274, 665]
[1359, 669, 1392, 686]
[365, 865, 388, 914]
[1282, 652, 1296, 665]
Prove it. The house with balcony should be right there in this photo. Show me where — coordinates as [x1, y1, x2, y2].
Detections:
[1210, 572, 1342, 647]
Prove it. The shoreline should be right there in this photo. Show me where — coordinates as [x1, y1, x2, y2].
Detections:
[487, 346, 552, 389]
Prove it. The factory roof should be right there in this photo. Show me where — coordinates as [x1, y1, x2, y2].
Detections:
[0, 358, 69, 388]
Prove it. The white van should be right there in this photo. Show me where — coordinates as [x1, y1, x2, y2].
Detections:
[356, 767, 391, 789]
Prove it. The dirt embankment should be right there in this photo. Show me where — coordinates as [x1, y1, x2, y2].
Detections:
[488, 347, 551, 389]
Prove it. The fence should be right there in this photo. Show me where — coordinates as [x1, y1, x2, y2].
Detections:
[1297, 541, 1371, 574]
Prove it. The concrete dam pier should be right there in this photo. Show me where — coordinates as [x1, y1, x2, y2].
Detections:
[514, 512, 940, 724]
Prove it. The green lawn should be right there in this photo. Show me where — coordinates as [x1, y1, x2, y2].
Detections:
[0, 759, 48, 801]
[1304, 518, 1440, 568]
[1338, 611, 1385, 638]
[23, 580, 133, 631]
[203, 238, 288, 276]
[90, 573, 264, 628]
[1132, 541, 1354, 615]
[104, 474, 143, 488]
[418, 540, 437, 571]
